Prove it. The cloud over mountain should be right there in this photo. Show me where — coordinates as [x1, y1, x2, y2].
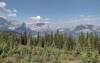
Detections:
[64, 15, 100, 28]
[25, 16, 50, 31]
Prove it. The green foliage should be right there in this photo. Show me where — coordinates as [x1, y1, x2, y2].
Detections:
[81, 47, 100, 63]
[0, 31, 99, 63]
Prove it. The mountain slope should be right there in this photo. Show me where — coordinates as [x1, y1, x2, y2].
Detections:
[0, 17, 10, 31]
[73, 24, 95, 33]
[1, 17, 100, 34]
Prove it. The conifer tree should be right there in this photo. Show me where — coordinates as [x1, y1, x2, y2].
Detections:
[78, 32, 85, 48]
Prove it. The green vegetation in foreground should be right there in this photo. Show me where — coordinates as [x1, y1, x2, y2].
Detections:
[0, 31, 100, 63]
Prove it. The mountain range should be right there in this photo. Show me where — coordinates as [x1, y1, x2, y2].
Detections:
[0, 17, 100, 34]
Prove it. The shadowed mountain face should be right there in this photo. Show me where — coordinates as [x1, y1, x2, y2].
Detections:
[35, 22, 46, 27]
[14, 22, 32, 33]
[73, 24, 96, 32]
[0, 17, 10, 31]
[74, 24, 94, 31]
[74, 25, 86, 31]
[0, 17, 9, 26]
[14, 22, 26, 32]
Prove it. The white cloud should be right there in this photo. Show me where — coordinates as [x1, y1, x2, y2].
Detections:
[30, 16, 50, 21]
[30, 16, 42, 20]
[36, 16, 41, 19]
[8, 13, 17, 17]
[0, 2, 6, 13]
[29, 16, 50, 23]
[8, 9, 17, 17]
[0, 2, 6, 8]
[0, 1, 17, 17]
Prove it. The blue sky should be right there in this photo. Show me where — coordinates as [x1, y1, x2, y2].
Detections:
[0, 0, 100, 27]
[5, 0, 100, 18]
